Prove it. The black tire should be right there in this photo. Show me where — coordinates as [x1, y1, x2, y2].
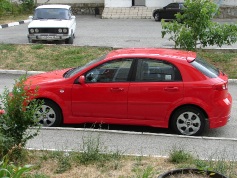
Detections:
[65, 36, 73, 44]
[36, 99, 62, 127]
[154, 12, 161, 21]
[65, 30, 74, 44]
[28, 38, 36, 43]
[170, 106, 206, 136]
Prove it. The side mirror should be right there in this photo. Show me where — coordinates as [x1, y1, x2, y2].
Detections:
[71, 16, 75, 19]
[29, 16, 33, 19]
[79, 75, 85, 85]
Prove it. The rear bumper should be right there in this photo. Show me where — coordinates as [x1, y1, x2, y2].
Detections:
[209, 93, 232, 129]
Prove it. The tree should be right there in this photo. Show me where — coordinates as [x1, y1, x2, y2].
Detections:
[161, 0, 237, 50]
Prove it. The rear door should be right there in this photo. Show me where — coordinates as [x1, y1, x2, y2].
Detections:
[128, 58, 184, 121]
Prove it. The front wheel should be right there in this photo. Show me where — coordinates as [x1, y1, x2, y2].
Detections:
[35, 99, 62, 127]
[154, 13, 161, 21]
[171, 107, 206, 136]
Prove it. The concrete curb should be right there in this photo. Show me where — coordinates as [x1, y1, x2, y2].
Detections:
[0, 19, 31, 29]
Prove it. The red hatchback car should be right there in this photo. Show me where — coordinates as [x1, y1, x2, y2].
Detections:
[25, 48, 232, 136]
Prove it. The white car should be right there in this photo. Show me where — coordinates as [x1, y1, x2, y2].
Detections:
[28, 4, 76, 44]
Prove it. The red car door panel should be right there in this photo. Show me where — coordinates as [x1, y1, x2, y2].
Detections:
[71, 83, 129, 119]
[128, 82, 183, 121]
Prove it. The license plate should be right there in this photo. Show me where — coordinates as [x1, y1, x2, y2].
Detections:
[41, 36, 59, 39]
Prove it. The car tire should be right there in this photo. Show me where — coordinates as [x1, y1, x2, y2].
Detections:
[28, 38, 36, 43]
[65, 36, 74, 44]
[154, 12, 161, 21]
[36, 99, 62, 127]
[171, 106, 206, 136]
[65, 30, 74, 44]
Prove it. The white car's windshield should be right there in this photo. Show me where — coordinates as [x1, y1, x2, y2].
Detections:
[34, 8, 70, 20]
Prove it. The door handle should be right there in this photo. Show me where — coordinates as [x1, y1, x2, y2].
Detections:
[164, 87, 179, 92]
[110, 88, 124, 92]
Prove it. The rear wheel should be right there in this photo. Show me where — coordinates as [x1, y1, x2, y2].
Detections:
[35, 99, 62, 127]
[171, 107, 206, 136]
[154, 12, 161, 21]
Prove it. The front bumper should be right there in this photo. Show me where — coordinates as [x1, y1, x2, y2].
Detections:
[28, 34, 70, 41]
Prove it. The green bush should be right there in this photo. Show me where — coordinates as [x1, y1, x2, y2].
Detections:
[0, 76, 42, 159]
[0, 0, 12, 16]
[20, 0, 35, 13]
[0, 0, 35, 17]
[161, 0, 237, 50]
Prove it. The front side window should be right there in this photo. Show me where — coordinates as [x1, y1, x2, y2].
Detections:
[85, 59, 133, 83]
[191, 57, 219, 78]
[135, 59, 182, 82]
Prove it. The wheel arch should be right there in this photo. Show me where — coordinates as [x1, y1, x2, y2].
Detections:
[168, 104, 209, 128]
[33, 97, 64, 126]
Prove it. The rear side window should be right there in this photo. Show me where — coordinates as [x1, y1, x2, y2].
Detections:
[191, 57, 219, 78]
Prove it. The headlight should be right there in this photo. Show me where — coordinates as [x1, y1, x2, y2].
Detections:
[58, 28, 62, 33]
[63, 28, 68, 33]
[30, 29, 34, 33]
[35, 28, 39, 33]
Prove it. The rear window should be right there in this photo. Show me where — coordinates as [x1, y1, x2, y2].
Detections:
[191, 57, 219, 78]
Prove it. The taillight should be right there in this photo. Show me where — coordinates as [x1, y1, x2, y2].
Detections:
[213, 83, 228, 91]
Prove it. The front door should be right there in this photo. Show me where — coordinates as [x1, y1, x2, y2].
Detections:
[71, 59, 133, 120]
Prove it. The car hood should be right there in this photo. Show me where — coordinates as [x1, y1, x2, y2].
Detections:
[28, 19, 72, 28]
[25, 68, 70, 86]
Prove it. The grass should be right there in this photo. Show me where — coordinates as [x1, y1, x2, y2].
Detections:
[0, 44, 236, 78]
[0, 14, 31, 25]
[9, 148, 236, 178]
[1, 134, 235, 178]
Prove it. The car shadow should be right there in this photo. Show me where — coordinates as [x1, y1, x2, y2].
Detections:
[62, 123, 174, 135]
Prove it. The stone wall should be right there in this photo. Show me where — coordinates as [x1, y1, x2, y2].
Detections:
[70, 3, 104, 15]
[33, 2, 237, 18]
[36, 3, 104, 15]
[219, 6, 237, 18]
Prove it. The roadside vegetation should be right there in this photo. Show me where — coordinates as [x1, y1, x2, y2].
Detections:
[1, 134, 237, 177]
[0, 44, 236, 78]
[0, 0, 34, 24]
[161, 0, 237, 50]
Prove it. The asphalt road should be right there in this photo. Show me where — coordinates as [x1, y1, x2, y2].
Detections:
[0, 15, 237, 49]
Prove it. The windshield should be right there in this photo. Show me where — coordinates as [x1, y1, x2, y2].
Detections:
[64, 54, 107, 78]
[34, 8, 70, 20]
[191, 57, 219, 78]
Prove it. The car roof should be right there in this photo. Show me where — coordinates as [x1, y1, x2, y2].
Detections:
[106, 48, 196, 62]
[36, 4, 71, 10]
